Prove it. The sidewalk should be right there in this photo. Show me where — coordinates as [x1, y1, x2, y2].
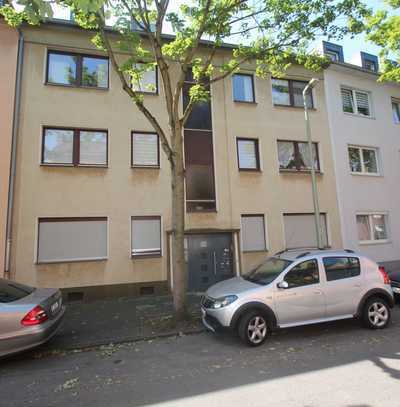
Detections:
[46, 294, 204, 351]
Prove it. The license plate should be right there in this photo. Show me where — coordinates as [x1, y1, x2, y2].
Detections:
[51, 300, 60, 314]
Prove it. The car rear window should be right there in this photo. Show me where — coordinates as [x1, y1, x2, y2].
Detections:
[0, 281, 35, 303]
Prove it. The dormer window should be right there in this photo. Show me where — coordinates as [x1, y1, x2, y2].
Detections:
[322, 41, 344, 63]
[361, 52, 379, 73]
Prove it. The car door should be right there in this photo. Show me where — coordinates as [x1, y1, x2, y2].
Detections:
[274, 258, 326, 327]
[321, 256, 363, 317]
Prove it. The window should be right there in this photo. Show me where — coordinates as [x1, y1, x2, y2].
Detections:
[37, 218, 108, 263]
[323, 41, 344, 63]
[237, 138, 260, 170]
[241, 215, 267, 252]
[284, 259, 319, 288]
[348, 146, 379, 174]
[0, 281, 35, 303]
[392, 99, 400, 124]
[232, 74, 255, 103]
[184, 129, 216, 212]
[131, 132, 159, 167]
[323, 257, 361, 281]
[46, 51, 108, 88]
[278, 140, 320, 172]
[42, 128, 108, 166]
[357, 214, 388, 243]
[361, 52, 379, 73]
[131, 217, 162, 257]
[283, 213, 328, 249]
[271, 79, 313, 108]
[325, 50, 340, 62]
[341, 87, 371, 117]
[131, 63, 158, 94]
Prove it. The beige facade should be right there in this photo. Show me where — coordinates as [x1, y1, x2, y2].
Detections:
[11, 22, 342, 297]
[0, 21, 19, 278]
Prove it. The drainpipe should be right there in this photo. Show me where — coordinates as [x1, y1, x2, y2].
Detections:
[4, 28, 24, 279]
[303, 78, 323, 249]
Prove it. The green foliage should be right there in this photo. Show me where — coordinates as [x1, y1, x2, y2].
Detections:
[364, 1, 400, 82]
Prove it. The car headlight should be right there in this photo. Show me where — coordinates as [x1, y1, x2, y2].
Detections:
[211, 295, 238, 309]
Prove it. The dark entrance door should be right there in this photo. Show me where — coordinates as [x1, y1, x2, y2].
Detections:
[186, 233, 234, 292]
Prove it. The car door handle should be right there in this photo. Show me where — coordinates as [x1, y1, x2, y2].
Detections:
[280, 292, 297, 297]
[313, 290, 322, 295]
[353, 284, 361, 288]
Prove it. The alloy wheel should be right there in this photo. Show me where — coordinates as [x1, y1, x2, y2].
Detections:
[247, 316, 267, 344]
[368, 302, 389, 328]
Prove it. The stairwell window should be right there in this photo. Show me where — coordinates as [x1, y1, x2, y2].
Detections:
[348, 146, 379, 175]
[341, 87, 371, 117]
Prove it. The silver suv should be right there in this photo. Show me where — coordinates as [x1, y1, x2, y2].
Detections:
[201, 249, 394, 346]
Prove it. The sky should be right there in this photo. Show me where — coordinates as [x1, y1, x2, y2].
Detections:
[49, 0, 395, 67]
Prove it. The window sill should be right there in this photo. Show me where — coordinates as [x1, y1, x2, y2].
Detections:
[41, 163, 108, 168]
[36, 257, 108, 265]
[350, 172, 382, 177]
[359, 240, 391, 246]
[239, 168, 262, 172]
[343, 112, 375, 120]
[131, 165, 160, 169]
[280, 169, 322, 174]
[131, 253, 162, 259]
[133, 91, 159, 96]
[274, 104, 316, 111]
[45, 82, 109, 91]
[242, 249, 268, 254]
[233, 100, 257, 105]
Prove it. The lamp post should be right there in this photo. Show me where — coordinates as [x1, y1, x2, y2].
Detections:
[303, 78, 323, 249]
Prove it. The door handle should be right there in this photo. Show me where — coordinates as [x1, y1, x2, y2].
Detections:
[213, 252, 217, 276]
[313, 290, 322, 295]
[353, 284, 361, 288]
[280, 292, 297, 297]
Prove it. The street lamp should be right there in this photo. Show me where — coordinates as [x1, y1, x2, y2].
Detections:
[302, 78, 323, 249]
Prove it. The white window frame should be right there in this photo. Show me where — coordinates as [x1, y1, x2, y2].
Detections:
[131, 216, 162, 257]
[341, 86, 372, 118]
[356, 212, 389, 245]
[240, 214, 268, 252]
[348, 145, 380, 176]
[392, 98, 400, 124]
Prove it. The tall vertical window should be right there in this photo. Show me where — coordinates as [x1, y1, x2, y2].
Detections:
[237, 138, 260, 170]
[278, 140, 320, 172]
[131, 216, 162, 257]
[392, 99, 400, 124]
[42, 127, 108, 166]
[37, 218, 108, 263]
[131, 132, 160, 168]
[348, 146, 379, 175]
[131, 63, 158, 94]
[241, 215, 267, 252]
[232, 74, 255, 103]
[46, 51, 109, 89]
[357, 214, 388, 243]
[341, 87, 371, 117]
[271, 79, 313, 108]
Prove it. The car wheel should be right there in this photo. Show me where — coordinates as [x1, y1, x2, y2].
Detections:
[362, 297, 391, 329]
[238, 311, 269, 346]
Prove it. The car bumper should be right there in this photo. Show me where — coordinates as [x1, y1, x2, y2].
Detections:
[0, 305, 66, 358]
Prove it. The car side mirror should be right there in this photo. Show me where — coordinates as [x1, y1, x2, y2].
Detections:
[277, 281, 289, 289]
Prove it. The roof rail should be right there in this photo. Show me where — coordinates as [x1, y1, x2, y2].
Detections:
[344, 249, 355, 253]
[296, 252, 311, 259]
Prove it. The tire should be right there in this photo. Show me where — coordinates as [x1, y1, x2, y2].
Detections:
[362, 296, 391, 329]
[238, 310, 269, 347]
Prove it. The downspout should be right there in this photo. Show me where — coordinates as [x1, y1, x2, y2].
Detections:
[4, 27, 24, 279]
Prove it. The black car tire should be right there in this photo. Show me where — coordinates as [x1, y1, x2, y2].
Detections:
[238, 310, 269, 347]
[362, 296, 391, 329]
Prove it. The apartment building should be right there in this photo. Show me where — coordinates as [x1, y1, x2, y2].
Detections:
[323, 42, 400, 272]
[0, 20, 19, 278]
[7, 21, 342, 300]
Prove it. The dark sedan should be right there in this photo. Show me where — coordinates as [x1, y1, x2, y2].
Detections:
[388, 270, 400, 301]
[0, 279, 65, 357]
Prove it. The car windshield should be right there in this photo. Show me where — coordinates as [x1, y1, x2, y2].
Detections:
[243, 257, 292, 285]
[0, 280, 35, 303]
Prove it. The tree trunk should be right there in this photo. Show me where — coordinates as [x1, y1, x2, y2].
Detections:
[170, 124, 187, 322]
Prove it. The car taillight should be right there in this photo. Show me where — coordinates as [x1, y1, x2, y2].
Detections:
[21, 305, 48, 326]
[379, 266, 391, 285]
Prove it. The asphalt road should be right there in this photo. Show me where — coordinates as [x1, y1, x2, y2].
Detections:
[1, 308, 400, 407]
